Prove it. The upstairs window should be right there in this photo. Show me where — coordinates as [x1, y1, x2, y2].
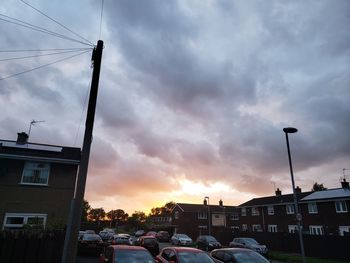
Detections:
[268, 205, 274, 215]
[230, 213, 239, 220]
[308, 203, 318, 214]
[241, 208, 246, 216]
[21, 162, 50, 185]
[174, 211, 179, 219]
[286, 204, 295, 215]
[198, 212, 207, 219]
[251, 207, 260, 216]
[335, 201, 348, 213]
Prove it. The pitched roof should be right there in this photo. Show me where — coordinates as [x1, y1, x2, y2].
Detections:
[301, 188, 350, 201]
[175, 203, 237, 213]
[239, 191, 312, 207]
[0, 139, 80, 164]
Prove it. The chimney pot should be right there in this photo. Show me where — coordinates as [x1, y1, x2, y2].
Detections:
[219, 199, 223, 207]
[16, 132, 29, 145]
[295, 186, 302, 194]
[275, 188, 282, 196]
[341, 179, 349, 189]
[203, 199, 208, 206]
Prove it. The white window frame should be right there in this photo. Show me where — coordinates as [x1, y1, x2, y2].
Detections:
[198, 225, 207, 229]
[3, 213, 47, 230]
[339, 226, 350, 236]
[251, 207, 260, 216]
[286, 204, 295, 214]
[267, 205, 274, 215]
[309, 225, 324, 235]
[21, 161, 50, 186]
[288, 225, 298, 233]
[335, 201, 348, 213]
[308, 202, 318, 214]
[242, 224, 248, 231]
[198, 212, 207, 219]
[230, 213, 239, 220]
[241, 208, 246, 216]
[252, 224, 262, 232]
[268, 225, 278, 233]
[174, 211, 179, 219]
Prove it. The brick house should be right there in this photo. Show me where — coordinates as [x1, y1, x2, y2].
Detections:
[171, 200, 239, 240]
[0, 132, 80, 230]
[238, 181, 350, 236]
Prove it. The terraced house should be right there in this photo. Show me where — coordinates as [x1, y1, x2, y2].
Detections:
[0, 132, 80, 230]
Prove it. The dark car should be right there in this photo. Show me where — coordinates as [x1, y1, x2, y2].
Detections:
[78, 233, 104, 254]
[156, 231, 170, 242]
[156, 247, 215, 263]
[99, 245, 155, 263]
[146, 231, 158, 237]
[138, 236, 160, 256]
[211, 248, 270, 263]
[196, 235, 221, 251]
[229, 237, 268, 256]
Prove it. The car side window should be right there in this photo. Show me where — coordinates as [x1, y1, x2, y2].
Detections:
[212, 251, 225, 260]
[104, 247, 113, 262]
[223, 252, 232, 262]
[168, 250, 177, 262]
[162, 249, 171, 260]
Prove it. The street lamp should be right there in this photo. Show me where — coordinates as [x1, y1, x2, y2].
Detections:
[283, 127, 306, 263]
[204, 196, 211, 235]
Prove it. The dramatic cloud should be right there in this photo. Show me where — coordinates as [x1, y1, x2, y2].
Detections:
[1, 0, 349, 214]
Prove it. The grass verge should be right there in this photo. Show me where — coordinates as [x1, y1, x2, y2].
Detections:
[269, 251, 349, 263]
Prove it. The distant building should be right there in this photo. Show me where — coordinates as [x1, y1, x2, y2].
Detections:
[0, 132, 80, 230]
[238, 182, 350, 236]
[171, 200, 239, 240]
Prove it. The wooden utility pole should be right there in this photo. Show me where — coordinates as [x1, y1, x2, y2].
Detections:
[61, 40, 104, 263]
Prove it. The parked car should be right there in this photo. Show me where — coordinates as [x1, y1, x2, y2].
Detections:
[211, 248, 270, 263]
[78, 231, 86, 240]
[156, 231, 170, 242]
[146, 231, 158, 237]
[170, 234, 193, 246]
[84, 229, 96, 234]
[156, 247, 215, 263]
[135, 229, 145, 237]
[78, 233, 104, 254]
[99, 229, 115, 241]
[109, 234, 131, 245]
[229, 237, 268, 256]
[195, 235, 221, 251]
[99, 245, 155, 263]
[137, 236, 160, 256]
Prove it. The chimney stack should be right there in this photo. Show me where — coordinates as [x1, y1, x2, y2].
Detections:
[275, 188, 282, 196]
[341, 179, 349, 189]
[203, 199, 208, 206]
[16, 132, 29, 145]
[295, 186, 302, 194]
[219, 199, 223, 207]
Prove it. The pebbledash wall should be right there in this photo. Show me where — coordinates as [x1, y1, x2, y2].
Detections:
[0, 132, 80, 230]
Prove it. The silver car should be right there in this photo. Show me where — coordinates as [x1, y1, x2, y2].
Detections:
[229, 237, 268, 256]
[171, 233, 193, 246]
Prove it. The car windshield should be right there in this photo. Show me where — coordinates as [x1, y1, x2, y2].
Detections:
[83, 234, 101, 241]
[178, 234, 189, 238]
[144, 238, 157, 244]
[206, 236, 217, 242]
[115, 250, 155, 263]
[233, 251, 269, 263]
[178, 251, 214, 263]
[243, 238, 258, 245]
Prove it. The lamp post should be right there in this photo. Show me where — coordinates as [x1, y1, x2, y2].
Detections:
[283, 127, 306, 263]
[204, 196, 211, 235]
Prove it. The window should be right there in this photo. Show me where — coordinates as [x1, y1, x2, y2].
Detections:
[335, 201, 348, 213]
[198, 212, 207, 219]
[252, 224, 262, 232]
[339, 226, 350, 236]
[268, 205, 274, 215]
[198, 225, 207, 229]
[308, 202, 318, 214]
[174, 211, 179, 219]
[21, 162, 50, 185]
[251, 207, 260, 216]
[242, 224, 248, 231]
[288, 225, 297, 233]
[3, 213, 47, 230]
[230, 213, 239, 220]
[286, 204, 295, 214]
[309, 225, 324, 235]
[268, 225, 277, 233]
[241, 208, 246, 216]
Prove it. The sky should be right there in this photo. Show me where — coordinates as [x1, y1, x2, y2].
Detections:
[1, 0, 349, 215]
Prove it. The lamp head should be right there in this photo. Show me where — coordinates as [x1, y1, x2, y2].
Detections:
[283, 127, 298, 133]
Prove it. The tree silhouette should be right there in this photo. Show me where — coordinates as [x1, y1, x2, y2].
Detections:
[311, 182, 327, 191]
[81, 199, 91, 222]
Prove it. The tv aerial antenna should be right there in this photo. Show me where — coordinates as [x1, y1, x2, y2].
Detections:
[342, 168, 349, 181]
[28, 119, 45, 138]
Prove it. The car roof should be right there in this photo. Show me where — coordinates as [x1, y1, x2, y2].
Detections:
[163, 247, 203, 253]
[211, 248, 254, 253]
[111, 245, 148, 251]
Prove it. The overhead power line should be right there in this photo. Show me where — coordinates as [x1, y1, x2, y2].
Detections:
[0, 48, 92, 62]
[0, 47, 92, 53]
[0, 50, 90, 81]
[20, 0, 93, 45]
[0, 15, 93, 46]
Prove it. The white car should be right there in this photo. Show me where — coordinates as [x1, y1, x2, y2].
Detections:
[171, 234, 193, 246]
[99, 229, 115, 241]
